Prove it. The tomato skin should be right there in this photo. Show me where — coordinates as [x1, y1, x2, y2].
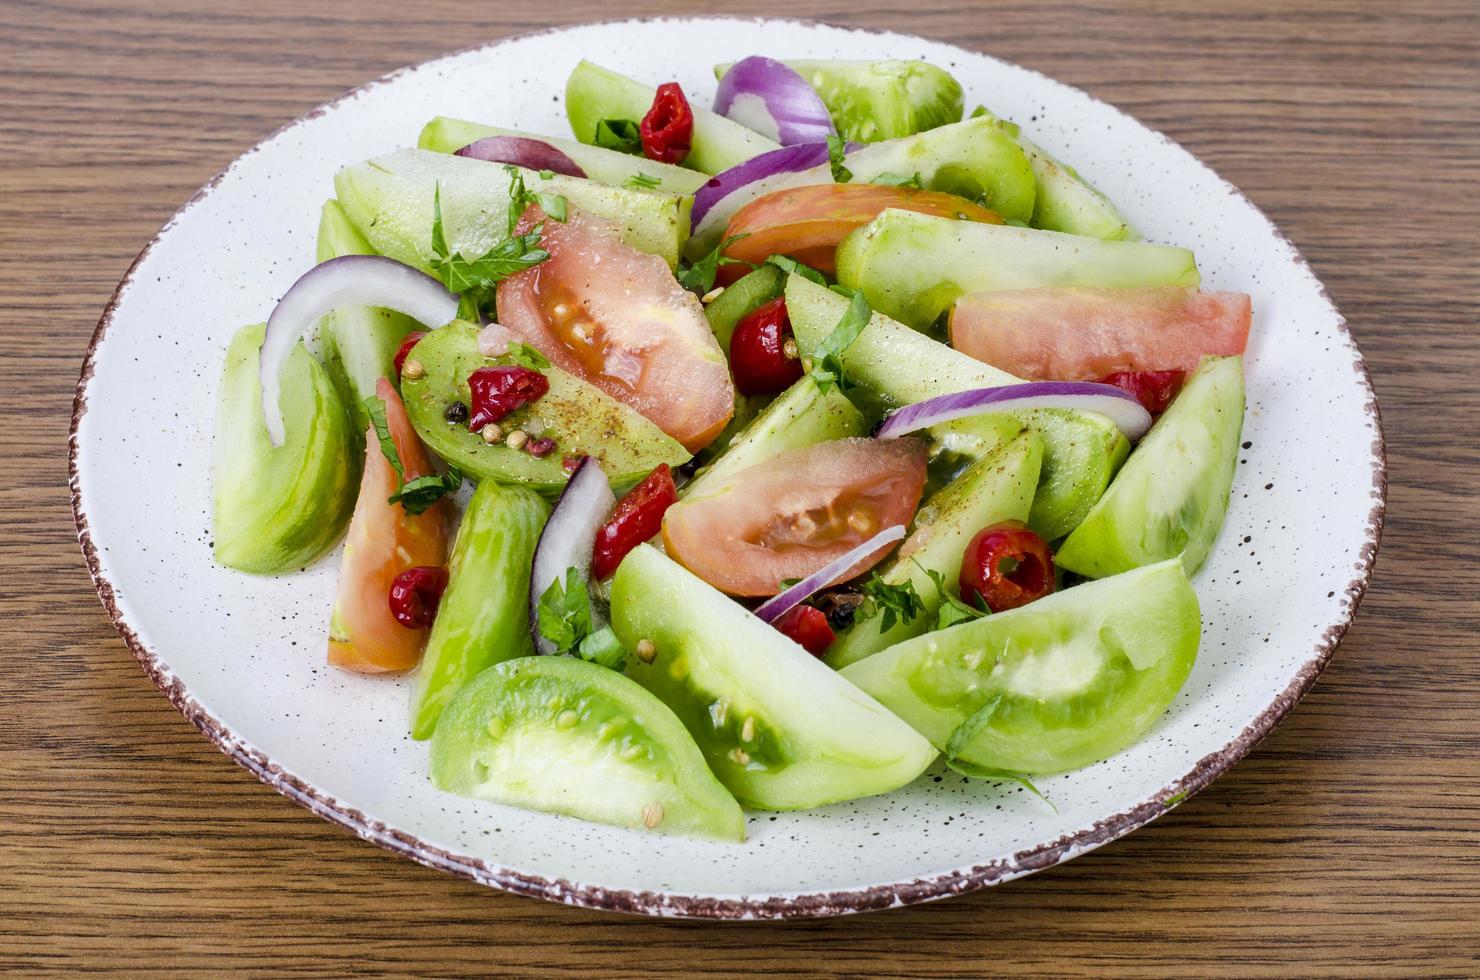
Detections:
[718, 183, 1002, 286]
[729, 297, 803, 396]
[328, 378, 449, 674]
[592, 463, 679, 580]
[388, 565, 449, 629]
[496, 207, 735, 452]
[773, 605, 836, 657]
[640, 82, 694, 164]
[393, 331, 427, 375]
[467, 365, 549, 430]
[663, 437, 928, 597]
[1097, 369, 1186, 415]
[959, 520, 1055, 613]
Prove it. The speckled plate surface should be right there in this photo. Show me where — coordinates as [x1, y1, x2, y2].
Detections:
[70, 17, 1384, 918]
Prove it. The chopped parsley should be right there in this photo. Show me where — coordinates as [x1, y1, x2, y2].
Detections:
[943, 693, 1054, 808]
[504, 341, 551, 371]
[913, 560, 990, 631]
[764, 254, 828, 287]
[593, 118, 642, 154]
[537, 568, 625, 669]
[858, 573, 925, 633]
[622, 172, 663, 190]
[872, 170, 924, 190]
[362, 395, 462, 515]
[677, 233, 751, 293]
[808, 289, 870, 393]
[827, 134, 852, 183]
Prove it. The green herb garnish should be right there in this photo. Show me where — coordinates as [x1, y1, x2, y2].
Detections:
[362, 395, 462, 515]
[537, 568, 625, 669]
[429, 181, 553, 321]
[505, 341, 551, 371]
[872, 171, 924, 190]
[622, 172, 663, 190]
[942, 693, 1054, 808]
[677, 233, 751, 293]
[593, 118, 642, 154]
[764, 254, 828, 287]
[913, 560, 990, 631]
[827, 134, 852, 183]
[858, 573, 925, 633]
[808, 289, 870, 393]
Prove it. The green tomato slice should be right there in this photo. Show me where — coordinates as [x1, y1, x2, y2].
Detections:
[840, 559, 1200, 774]
[430, 656, 745, 842]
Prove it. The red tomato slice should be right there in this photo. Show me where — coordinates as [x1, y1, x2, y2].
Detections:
[662, 437, 928, 597]
[496, 206, 734, 452]
[328, 378, 449, 674]
[949, 286, 1251, 380]
[718, 183, 1003, 285]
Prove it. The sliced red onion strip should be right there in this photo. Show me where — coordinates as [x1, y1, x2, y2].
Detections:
[455, 136, 587, 179]
[690, 141, 835, 232]
[529, 456, 616, 655]
[259, 255, 459, 445]
[875, 382, 1154, 443]
[715, 56, 835, 147]
[753, 524, 908, 625]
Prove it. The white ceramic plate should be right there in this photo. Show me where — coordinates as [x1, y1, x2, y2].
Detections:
[71, 17, 1385, 918]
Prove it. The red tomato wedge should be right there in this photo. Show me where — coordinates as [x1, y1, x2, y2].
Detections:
[328, 378, 450, 674]
[718, 183, 1003, 285]
[496, 206, 734, 453]
[949, 286, 1252, 381]
[662, 437, 928, 597]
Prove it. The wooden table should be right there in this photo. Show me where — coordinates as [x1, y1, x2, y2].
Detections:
[4, 0, 1477, 974]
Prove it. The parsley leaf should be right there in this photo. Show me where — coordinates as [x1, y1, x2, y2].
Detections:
[764, 254, 828, 287]
[622, 172, 662, 190]
[913, 560, 989, 631]
[536, 568, 627, 669]
[858, 573, 925, 633]
[389, 468, 462, 515]
[677, 233, 752, 293]
[827, 134, 852, 183]
[872, 170, 923, 190]
[537, 567, 593, 655]
[362, 395, 404, 484]
[505, 341, 551, 371]
[593, 118, 642, 154]
[429, 181, 555, 322]
[503, 164, 567, 236]
[809, 289, 870, 393]
[362, 394, 462, 514]
[942, 691, 1054, 809]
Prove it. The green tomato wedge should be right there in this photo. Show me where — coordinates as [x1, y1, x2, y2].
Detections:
[212, 323, 357, 574]
[783, 275, 1128, 540]
[410, 480, 549, 739]
[430, 657, 745, 841]
[400, 323, 689, 494]
[565, 60, 779, 174]
[752, 59, 965, 142]
[972, 108, 1137, 241]
[835, 209, 1200, 329]
[334, 148, 691, 270]
[827, 431, 1042, 669]
[1057, 356, 1245, 578]
[417, 116, 710, 195]
[683, 377, 863, 499]
[610, 545, 937, 810]
[704, 263, 785, 351]
[841, 558, 1201, 774]
[315, 199, 421, 434]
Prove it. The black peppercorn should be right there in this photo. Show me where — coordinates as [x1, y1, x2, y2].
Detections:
[444, 401, 469, 424]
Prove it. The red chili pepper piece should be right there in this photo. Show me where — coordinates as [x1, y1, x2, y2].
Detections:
[393, 331, 427, 375]
[773, 604, 836, 657]
[1097, 369, 1186, 415]
[729, 297, 803, 396]
[959, 520, 1056, 613]
[591, 463, 679, 579]
[388, 565, 449, 629]
[466, 365, 549, 430]
[640, 82, 694, 164]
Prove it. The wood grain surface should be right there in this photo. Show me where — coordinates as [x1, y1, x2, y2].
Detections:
[3, 0, 1477, 975]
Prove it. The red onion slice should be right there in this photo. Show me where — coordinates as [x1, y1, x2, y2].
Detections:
[529, 456, 616, 655]
[753, 524, 908, 625]
[714, 56, 835, 147]
[455, 136, 587, 178]
[258, 255, 458, 445]
[875, 382, 1154, 443]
